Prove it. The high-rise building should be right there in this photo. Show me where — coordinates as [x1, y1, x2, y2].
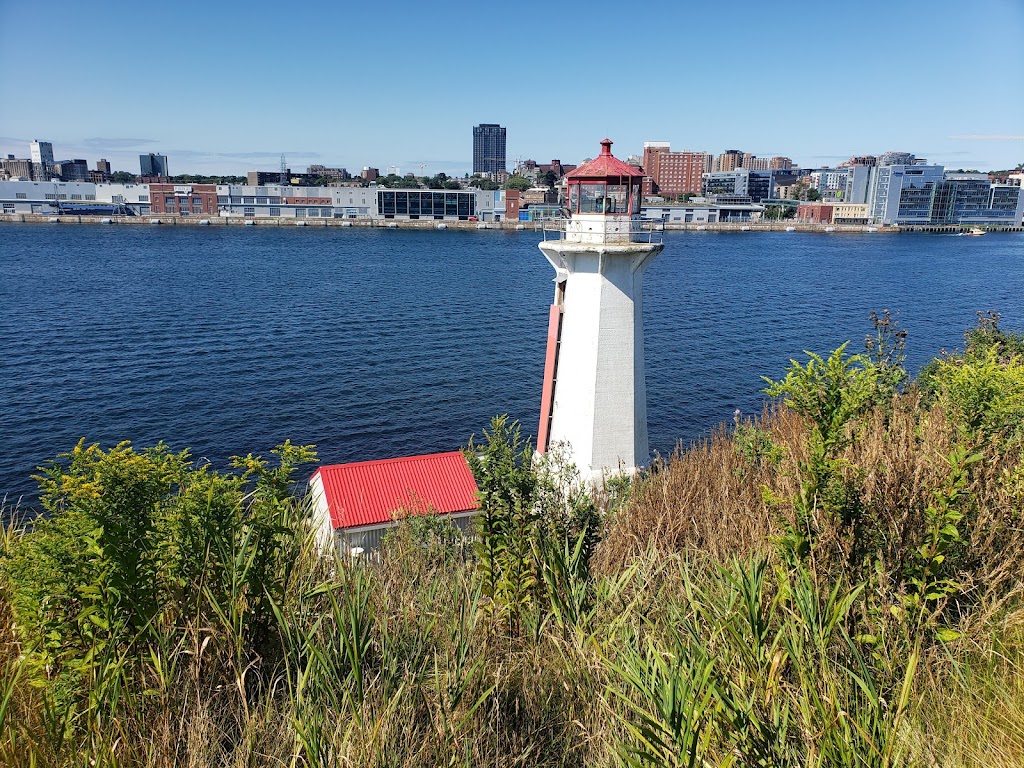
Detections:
[29, 140, 55, 180]
[715, 149, 743, 172]
[30, 140, 54, 165]
[96, 159, 111, 174]
[473, 124, 506, 175]
[769, 156, 794, 170]
[140, 153, 169, 177]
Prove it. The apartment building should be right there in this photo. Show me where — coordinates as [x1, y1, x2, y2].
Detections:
[642, 142, 712, 197]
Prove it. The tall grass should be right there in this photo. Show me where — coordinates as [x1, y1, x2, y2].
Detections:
[2, 315, 1023, 766]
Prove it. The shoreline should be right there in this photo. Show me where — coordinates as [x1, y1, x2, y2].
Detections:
[2, 213, 1021, 234]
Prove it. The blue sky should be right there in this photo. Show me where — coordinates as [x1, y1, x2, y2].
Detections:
[1, 0, 1022, 176]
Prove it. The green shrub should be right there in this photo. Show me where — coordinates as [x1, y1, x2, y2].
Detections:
[0, 440, 315, 705]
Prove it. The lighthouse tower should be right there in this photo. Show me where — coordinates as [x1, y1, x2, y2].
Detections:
[537, 139, 663, 482]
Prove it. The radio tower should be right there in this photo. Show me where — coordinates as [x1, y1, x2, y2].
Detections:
[280, 154, 287, 186]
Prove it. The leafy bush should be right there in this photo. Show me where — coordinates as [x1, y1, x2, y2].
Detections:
[465, 416, 602, 633]
[1, 440, 315, 703]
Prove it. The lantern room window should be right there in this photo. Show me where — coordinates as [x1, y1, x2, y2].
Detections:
[579, 183, 603, 213]
[564, 139, 646, 216]
[570, 181, 639, 214]
[606, 184, 627, 214]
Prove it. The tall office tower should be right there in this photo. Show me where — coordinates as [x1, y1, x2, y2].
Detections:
[473, 124, 507, 174]
[140, 153, 170, 177]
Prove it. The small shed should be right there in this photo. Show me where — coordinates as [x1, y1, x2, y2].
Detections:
[308, 451, 480, 556]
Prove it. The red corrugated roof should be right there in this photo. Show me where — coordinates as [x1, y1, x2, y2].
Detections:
[314, 451, 480, 530]
[566, 139, 643, 180]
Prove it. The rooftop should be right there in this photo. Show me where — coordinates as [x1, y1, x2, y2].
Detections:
[313, 451, 479, 530]
[566, 139, 643, 181]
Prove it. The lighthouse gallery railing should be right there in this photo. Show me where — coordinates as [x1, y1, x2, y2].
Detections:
[541, 219, 664, 244]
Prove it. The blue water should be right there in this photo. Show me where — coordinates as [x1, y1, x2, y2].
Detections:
[1, 223, 1022, 503]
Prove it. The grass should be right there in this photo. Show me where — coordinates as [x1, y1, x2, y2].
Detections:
[1, 318, 1023, 766]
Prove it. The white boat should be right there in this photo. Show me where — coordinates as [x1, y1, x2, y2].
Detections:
[244, 220, 255, 226]
[436, 223, 448, 229]
[295, 220, 307, 226]
[740, 225, 751, 231]
[967, 227, 986, 236]
[866, 226, 878, 232]
[785, 226, 796, 232]
[149, 219, 161, 224]
[198, 219, 211, 225]
[48, 216, 60, 223]
[825, 226, 835, 232]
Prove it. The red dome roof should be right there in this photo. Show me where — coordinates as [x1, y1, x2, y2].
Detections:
[566, 139, 643, 180]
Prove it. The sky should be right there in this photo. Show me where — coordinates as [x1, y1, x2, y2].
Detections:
[1, 0, 1022, 177]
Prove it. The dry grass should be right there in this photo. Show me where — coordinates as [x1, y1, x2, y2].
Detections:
[2, 383, 1024, 766]
[595, 406, 802, 572]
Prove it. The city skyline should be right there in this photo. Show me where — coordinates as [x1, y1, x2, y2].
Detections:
[1, 0, 1022, 175]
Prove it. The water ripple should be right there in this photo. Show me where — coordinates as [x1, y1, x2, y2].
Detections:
[2, 224, 1022, 502]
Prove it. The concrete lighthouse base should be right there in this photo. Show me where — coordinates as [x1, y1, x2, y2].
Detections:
[537, 239, 663, 484]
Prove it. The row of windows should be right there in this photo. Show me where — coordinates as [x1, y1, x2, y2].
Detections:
[228, 206, 372, 216]
[379, 191, 476, 217]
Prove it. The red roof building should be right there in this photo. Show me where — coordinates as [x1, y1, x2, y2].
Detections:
[309, 451, 480, 555]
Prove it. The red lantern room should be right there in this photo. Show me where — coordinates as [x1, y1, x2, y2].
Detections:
[564, 138, 645, 217]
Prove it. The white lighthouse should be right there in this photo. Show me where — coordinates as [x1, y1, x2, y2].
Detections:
[537, 139, 664, 482]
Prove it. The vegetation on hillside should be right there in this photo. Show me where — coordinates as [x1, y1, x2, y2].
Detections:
[2, 312, 1023, 766]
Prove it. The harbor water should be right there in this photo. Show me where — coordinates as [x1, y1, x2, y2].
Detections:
[2, 223, 1022, 503]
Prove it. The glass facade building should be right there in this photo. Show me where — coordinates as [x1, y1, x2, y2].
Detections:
[378, 190, 476, 219]
[472, 124, 506, 175]
[932, 179, 1023, 224]
[140, 153, 169, 177]
[869, 165, 944, 225]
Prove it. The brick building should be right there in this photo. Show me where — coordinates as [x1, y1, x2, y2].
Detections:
[642, 142, 712, 197]
[148, 183, 219, 216]
[504, 188, 521, 220]
[797, 202, 833, 223]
